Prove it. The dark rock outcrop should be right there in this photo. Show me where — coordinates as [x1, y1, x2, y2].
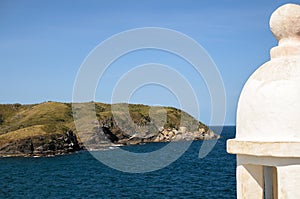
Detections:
[0, 129, 81, 157]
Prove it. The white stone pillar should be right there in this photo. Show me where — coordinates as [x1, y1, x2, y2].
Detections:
[227, 3, 300, 199]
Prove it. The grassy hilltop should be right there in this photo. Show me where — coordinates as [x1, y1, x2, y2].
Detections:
[0, 101, 214, 156]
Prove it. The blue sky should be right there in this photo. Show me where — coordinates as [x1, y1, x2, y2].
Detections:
[0, 0, 298, 125]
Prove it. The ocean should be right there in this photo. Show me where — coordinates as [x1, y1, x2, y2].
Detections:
[0, 126, 236, 198]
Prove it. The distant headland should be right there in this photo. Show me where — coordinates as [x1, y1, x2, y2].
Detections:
[0, 101, 219, 157]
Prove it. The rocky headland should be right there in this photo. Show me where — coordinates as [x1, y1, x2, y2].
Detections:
[0, 102, 219, 157]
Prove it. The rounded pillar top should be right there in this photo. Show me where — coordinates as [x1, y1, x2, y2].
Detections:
[236, 3, 300, 141]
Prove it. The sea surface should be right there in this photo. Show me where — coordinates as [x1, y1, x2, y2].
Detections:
[0, 126, 236, 198]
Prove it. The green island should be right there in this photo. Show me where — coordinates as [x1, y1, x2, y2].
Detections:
[0, 101, 219, 157]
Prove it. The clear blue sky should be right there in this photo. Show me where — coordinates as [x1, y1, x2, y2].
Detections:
[0, 0, 297, 125]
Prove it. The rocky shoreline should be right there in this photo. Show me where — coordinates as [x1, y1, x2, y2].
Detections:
[0, 126, 220, 158]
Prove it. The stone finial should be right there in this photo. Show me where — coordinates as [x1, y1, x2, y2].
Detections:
[270, 3, 300, 41]
[269, 4, 300, 58]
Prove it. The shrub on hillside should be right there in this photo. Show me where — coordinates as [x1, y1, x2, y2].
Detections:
[0, 114, 3, 125]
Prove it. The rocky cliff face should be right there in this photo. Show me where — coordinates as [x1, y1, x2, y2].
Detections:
[0, 130, 81, 157]
[81, 117, 220, 148]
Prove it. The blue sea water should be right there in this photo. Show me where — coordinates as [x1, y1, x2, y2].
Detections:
[0, 126, 236, 198]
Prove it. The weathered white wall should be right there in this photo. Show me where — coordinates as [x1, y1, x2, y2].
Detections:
[277, 165, 300, 198]
[236, 164, 264, 199]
